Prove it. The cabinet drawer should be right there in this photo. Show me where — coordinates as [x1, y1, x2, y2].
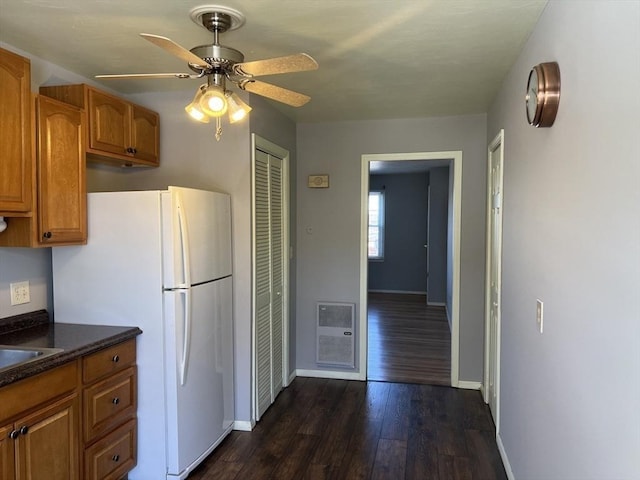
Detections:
[84, 366, 136, 442]
[84, 419, 136, 480]
[0, 361, 77, 423]
[83, 340, 135, 383]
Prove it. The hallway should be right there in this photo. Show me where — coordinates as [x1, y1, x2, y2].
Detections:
[188, 377, 506, 479]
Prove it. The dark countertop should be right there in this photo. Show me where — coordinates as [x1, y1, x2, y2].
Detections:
[0, 310, 142, 388]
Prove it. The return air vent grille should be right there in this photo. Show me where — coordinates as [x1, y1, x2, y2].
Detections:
[316, 302, 355, 367]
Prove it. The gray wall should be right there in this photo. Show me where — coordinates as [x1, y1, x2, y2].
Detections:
[0, 43, 298, 425]
[368, 173, 428, 294]
[487, 1, 640, 477]
[296, 114, 487, 381]
[427, 166, 449, 305]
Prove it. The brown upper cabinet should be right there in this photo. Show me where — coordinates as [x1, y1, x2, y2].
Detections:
[39, 84, 159, 167]
[0, 95, 87, 247]
[0, 47, 33, 214]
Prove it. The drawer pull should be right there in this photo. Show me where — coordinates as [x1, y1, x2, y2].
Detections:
[112, 354, 120, 363]
[19, 425, 29, 435]
[112, 397, 120, 405]
[112, 454, 120, 462]
[9, 430, 19, 440]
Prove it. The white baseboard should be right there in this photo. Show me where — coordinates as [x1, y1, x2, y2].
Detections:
[233, 420, 254, 431]
[367, 289, 426, 295]
[296, 368, 365, 381]
[427, 301, 446, 306]
[497, 432, 514, 480]
[457, 380, 482, 390]
[288, 370, 296, 385]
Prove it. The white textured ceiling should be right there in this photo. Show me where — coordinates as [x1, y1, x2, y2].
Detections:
[0, 0, 547, 123]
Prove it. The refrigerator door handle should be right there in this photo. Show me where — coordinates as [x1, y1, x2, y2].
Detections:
[176, 191, 192, 288]
[179, 288, 192, 386]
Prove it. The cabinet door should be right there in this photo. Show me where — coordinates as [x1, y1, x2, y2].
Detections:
[87, 88, 131, 157]
[15, 394, 79, 480]
[0, 424, 16, 480]
[0, 47, 32, 214]
[131, 104, 159, 165]
[37, 95, 87, 245]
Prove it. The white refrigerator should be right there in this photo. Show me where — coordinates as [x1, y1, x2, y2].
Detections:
[52, 186, 235, 479]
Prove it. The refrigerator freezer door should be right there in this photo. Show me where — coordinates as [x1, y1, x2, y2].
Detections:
[162, 187, 232, 288]
[164, 276, 234, 478]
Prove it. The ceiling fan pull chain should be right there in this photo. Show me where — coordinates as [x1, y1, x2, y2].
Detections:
[215, 117, 222, 142]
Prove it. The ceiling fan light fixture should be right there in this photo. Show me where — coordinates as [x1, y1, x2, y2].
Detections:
[226, 92, 252, 123]
[185, 84, 210, 123]
[199, 84, 227, 117]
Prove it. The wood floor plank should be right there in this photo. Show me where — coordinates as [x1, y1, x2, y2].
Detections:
[269, 433, 320, 480]
[371, 438, 408, 480]
[464, 429, 508, 480]
[335, 417, 384, 480]
[380, 383, 413, 441]
[438, 454, 473, 480]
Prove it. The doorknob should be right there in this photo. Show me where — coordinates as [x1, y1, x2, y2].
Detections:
[424, 244, 428, 248]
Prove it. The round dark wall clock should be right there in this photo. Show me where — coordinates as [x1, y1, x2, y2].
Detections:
[525, 62, 561, 127]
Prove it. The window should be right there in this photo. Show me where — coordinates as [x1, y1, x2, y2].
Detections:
[368, 191, 385, 260]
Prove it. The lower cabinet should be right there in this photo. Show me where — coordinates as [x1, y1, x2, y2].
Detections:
[0, 362, 79, 480]
[0, 339, 138, 480]
[82, 340, 138, 480]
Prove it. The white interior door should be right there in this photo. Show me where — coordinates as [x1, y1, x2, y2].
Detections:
[484, 130, 505, 429]
[252, 136, 288, 421]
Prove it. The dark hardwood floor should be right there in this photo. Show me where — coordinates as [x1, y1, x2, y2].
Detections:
[367, 292, 451, 385]
[188, 378, 506, 480]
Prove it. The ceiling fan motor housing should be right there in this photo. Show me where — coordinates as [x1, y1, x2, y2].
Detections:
[189, 44, 245, 73]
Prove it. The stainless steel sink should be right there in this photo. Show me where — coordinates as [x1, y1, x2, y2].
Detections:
[0, 345, 63, 373]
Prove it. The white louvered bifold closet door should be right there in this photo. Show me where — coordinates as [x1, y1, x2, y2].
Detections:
[254, 148, 284, 420]
[269, 157, 284, 397]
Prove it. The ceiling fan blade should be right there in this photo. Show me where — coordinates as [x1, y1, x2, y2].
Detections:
[240, 80, 310, 107]
[96, 73, 196, 79]
[234, 53, 318, 77]
[140, 33, 210, 69]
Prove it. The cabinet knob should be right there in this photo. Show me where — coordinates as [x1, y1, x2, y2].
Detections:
[43, 231, 52, 239]
[112, 454, 120, 462]
[112, 397, 120, 405]
[112, 354, 120, 363]
[19, 425, 29, 435]
[125, 147, 134, 154]
[8, 430, 19, 440]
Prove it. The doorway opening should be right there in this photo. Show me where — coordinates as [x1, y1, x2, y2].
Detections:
[359, 151, 462, 387]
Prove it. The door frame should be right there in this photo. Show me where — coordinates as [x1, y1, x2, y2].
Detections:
[359, 151, 463, 386]
[483, 129, 505, 432]
[250, 134, 290, 422]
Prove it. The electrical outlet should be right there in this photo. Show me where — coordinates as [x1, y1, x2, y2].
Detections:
[10, 281, 30, 305]
[536, 299, 544, 333]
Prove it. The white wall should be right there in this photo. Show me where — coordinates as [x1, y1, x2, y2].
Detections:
[296, 114, 488, 381]
[487, 1, 640, 477]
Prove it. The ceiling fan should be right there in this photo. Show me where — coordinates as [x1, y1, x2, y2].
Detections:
[97, 5, 318, 138]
